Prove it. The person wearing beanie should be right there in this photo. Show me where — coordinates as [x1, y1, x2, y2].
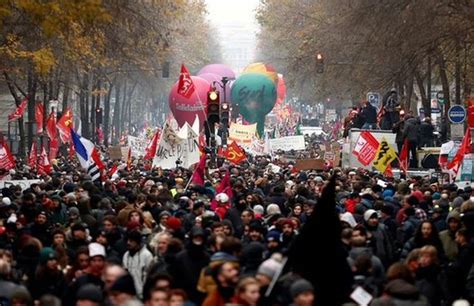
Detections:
[77, 284, 103, 306]
[27, 210, 52, 247]
[122, 229, 153, 298]
[30, 247, 67, 300]
[439, 209, 461, 261]
[363, 209, 394, 267]
[290, 278, 314, 306]
[265, 231, 282, 258]
[255, 253, 283, 305]
[109, 273, 140, 306]
[202, 261, 240, 306]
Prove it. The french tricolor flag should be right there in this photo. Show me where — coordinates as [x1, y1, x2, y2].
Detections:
[71, 128, 105, 181]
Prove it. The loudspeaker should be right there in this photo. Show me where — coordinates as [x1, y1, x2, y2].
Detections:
[421, 153, 440, 169]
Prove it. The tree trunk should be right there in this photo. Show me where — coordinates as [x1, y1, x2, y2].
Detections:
[415, 70, 430, 118]
[90, 74, 97, 141]
[104, 82, 113, 147]
[80, 72, 90, 138]
[427, 56, 432, 108]
[3, 72, 27, 157]
[437, 52, 451, 114]
[112, 80, 122, 144]
[27, 69, 37, 155]
[455, 43, 461, 105]
[405, 74, 415, 114]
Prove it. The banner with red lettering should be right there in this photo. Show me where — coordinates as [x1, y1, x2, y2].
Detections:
[352, 131, 379, 166]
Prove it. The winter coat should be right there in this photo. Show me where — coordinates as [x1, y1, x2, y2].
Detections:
[371, 279, 429, 306]
[415, 265, 448, 306]
[359, 103, 377, 124]
[392, 120, 405, 143]
[347, 247, 385, 286]
[419, 121, 434, 142]
[168, 244, 210, 304]
[396, 216, 420, 247]
[197, 252, 239, 294]
[439, 230, 458, 262]
[366, 223, 394, 266]
[30, 268, 67, 299]
[403, 117, 419, 142]
[225, 206, 245, 238]
[123, 245, 153, 298]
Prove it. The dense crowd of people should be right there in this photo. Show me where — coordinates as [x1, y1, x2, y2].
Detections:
[0, 149, 473, 306]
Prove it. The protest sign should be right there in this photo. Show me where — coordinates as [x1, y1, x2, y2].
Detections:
[229, 123, 257, 145]
[109, 146, 123, 160]
[269, 135, 305, 152]
[152, 124, 200, 169]
[127, 136, 147, 157]
[295, 159, 325, 170]
[0, 179, 42, 190]
[373, 137, 398, 173]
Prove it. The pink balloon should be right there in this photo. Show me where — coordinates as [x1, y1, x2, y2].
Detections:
[198, 73, 231, 102]
[169, 76, 210, 130]
[198, 64, 235, 80]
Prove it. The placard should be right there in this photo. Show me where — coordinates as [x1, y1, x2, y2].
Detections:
[109, 146, 122, 160]
[270, 135, 305, 152]
[295, 159, 325, 170]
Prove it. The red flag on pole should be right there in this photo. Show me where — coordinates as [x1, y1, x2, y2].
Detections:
[447, 128, 471, 176]
[177, 64, 195, 98]
[399, 138, 409, 173]
[191, 153, 207, 186]
[46, 111, 58, 139]
[28, 140, 37, 170]
[0, 138, 15, 171]
[35, 102, 44, 134]
[8, 97, 28, 122]
[144, 130, 160, 160]
[352, 131, 379, 166]
[37, 145, 52, 175]
[49, 138, 59, 161]
[57, 107, 73, 143]
[225, 142, 246, 165]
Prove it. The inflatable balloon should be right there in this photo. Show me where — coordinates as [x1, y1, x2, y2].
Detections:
[169, 76, 210, 130]
[242, 62, 278, 84]
[198, 64, 235, 79]
[231, 73, 277, 136]
[198, 73, 227, 100]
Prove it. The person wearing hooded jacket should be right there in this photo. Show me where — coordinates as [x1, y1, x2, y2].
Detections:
[122, 229, 153, 299]
[168, 226, 210, 304]
[364, 209, 394, 267]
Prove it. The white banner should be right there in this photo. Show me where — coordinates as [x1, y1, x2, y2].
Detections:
[127, 136, 147, 157]
[269, 135, 306, 152]
[152, 123, 200, 169]
[0, 179, 42, 190]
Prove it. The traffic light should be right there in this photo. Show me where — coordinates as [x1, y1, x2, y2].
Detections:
[95, 107, 103, 125]
[221, 102, 229, 126]
[316, 53, 324, 73]
[207, 89, 220, 123]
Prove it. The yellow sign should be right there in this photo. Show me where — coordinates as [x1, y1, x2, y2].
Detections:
[373, 137, 397, 173]
[229, 123, 257, 145]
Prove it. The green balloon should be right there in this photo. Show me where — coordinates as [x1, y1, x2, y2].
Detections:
[231, 73, 277, 124]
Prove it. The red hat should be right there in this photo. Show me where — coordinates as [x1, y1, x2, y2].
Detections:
[282, 219, 294, 228]
[126, 221, 141, 232]
[412, 190, 424, 203]
[166, 217, 182, 231]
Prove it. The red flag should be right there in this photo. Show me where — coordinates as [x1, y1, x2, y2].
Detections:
[37, 145, 52, 175]
[352, 131, 379, 166]
[49, 138, 59, 161]
[0, 139, 15, 171]
[376, 107, 385, 127]
[384, 164, 394, 177]
[57, 107, 73, 143]
[447, 128, 471, 176]
[225, 142, 246, 164]
[399, 138, 409, 173]
[96, 127, 104, 145]
[108, 164, 118, 178]
[191, 153, 207, 186]
[127, 147, 132, 171]
[144, 130, 160, 160]
[211, 170, 234, 211]
[8, 98, 28, 122]
[28, 141, 37, 170]
[46, 111, 58, 139]
[35, 102, 44, 134]
[177, 64, 195, 98]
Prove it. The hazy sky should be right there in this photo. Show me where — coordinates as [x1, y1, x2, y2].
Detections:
[205, 0, 260, 71]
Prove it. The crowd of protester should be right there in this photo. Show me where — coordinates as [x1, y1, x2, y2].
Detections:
[0, 150, 473, 306]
